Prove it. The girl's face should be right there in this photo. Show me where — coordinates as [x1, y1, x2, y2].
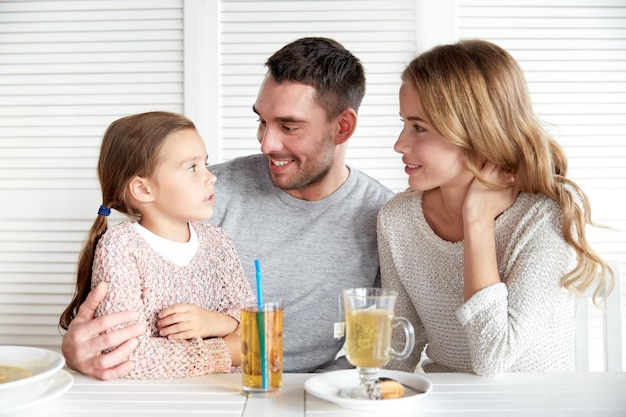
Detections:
[396, 82, 472, 192]
[148, 128, 216, 225]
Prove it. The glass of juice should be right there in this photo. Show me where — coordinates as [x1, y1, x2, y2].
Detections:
[240, 299, 283, 396]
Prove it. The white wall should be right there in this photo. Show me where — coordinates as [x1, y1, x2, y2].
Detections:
[0, 0, 187, 348]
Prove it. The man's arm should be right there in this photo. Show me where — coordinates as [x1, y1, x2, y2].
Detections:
[61, 282, 145, 380]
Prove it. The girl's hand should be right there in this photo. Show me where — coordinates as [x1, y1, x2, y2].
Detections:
[157, 304, 237, 340]
[463, 161, 517, 225]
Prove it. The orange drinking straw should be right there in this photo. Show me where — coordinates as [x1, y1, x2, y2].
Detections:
[254, 259, 268, 390]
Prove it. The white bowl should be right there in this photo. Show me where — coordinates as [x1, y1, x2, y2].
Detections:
[0, 346, 65, 402]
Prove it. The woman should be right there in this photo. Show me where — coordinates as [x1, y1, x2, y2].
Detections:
[378, 40, 613, 376]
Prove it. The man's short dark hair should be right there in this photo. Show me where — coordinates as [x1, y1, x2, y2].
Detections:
[266, 37, 366, 120]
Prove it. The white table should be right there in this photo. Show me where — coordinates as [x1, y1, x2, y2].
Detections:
[13, 370, 626, 417]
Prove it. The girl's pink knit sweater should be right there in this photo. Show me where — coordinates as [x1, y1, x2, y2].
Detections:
[93, 220, 254, 379]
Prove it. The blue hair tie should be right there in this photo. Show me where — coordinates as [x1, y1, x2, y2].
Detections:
[98, 205, 111, 217]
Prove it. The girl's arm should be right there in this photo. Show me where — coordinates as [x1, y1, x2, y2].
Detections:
[157, 304, 238, 340]
[156, 226, 253, 344]
[155, 304, 243, 365]
[92, 231, 234, 379]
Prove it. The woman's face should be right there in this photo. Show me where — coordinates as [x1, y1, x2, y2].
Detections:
[395, 81, 472, 192]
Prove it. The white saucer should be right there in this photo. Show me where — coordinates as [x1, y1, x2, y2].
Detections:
[304, 369, 432, 411]
[0, 369, 73, 415]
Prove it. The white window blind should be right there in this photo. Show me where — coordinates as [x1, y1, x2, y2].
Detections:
[219, 0, 419, 192]
[457, 0, 626, 370]
[0, 0, 185, 349]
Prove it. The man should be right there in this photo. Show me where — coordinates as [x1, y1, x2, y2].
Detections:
[209, 38, 393, 372]
[61, 37, 393, 379]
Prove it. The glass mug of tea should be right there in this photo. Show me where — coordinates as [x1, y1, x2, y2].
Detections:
[341, 288, 415, 400]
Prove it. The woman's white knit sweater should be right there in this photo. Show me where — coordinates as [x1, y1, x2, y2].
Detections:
[377, 189, 576, 376]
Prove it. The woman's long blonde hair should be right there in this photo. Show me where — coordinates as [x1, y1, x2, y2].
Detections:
[59, 111, 196, 330]
[402, 39, 613, 300]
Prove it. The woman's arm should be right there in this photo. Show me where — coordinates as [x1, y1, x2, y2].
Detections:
[462, 162, 518, 301]
[377, 208, 427, 372]
[458, 196, 576, 376]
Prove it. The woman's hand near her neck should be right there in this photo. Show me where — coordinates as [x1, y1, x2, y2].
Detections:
[462, 162, 517, 301]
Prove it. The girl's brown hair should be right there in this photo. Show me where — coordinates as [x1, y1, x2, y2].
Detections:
[402, 39, 613, 301]
[59, 111, 196, 330]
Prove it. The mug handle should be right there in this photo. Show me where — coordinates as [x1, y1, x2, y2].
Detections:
[390, 316, 415, 360]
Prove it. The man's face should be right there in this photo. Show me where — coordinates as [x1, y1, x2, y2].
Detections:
[253, 76, 337, 200]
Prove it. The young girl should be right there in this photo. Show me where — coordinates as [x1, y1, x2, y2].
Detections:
[59, 111, 253, 379]
[378, 40, 613, 376]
